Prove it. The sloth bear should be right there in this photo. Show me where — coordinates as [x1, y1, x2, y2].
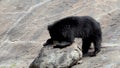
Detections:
[44, 16, 102, 56]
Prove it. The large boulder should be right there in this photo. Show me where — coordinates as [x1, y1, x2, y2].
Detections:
[29, 42, 82, 68]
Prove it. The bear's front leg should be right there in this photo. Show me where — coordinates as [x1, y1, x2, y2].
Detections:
[43, 38, 53, 46]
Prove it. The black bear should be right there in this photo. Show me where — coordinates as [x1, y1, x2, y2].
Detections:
[44, 16, 102, 56]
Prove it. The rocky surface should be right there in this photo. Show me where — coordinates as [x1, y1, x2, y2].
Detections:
[0, 0, 120, 68]
[29, 42, 82, 68]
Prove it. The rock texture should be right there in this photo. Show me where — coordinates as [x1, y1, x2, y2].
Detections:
[0, 0, 120, 68]
[29, 43, 82, 68]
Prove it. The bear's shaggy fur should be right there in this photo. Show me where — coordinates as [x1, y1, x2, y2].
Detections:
[44, 16, 102, 56]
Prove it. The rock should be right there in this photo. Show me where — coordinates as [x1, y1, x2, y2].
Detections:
[29, 42, 82, 68]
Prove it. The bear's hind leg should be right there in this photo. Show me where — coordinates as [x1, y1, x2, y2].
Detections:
[92, 38, 101, 56]
[82, 38, 91, 56]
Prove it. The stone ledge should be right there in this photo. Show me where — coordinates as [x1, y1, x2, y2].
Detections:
[29, 42, 82, 68]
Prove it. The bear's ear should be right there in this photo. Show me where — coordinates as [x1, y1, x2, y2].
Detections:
[48, 25, 52, 31]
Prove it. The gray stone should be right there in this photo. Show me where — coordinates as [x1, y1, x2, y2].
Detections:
[29, 42, 82, 68]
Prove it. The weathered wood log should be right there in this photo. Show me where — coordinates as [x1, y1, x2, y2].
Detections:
[29, 42, 82, 68]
